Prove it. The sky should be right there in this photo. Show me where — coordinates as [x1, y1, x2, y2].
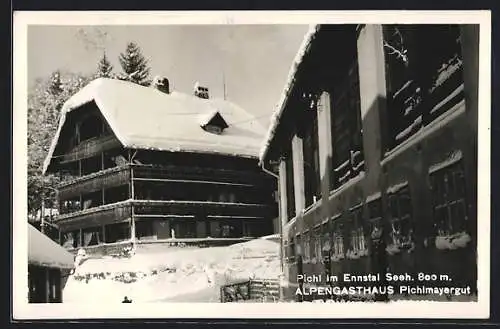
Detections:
[28, 25, 309, 128]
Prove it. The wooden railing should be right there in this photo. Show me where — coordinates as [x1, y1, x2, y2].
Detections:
[60, 135, 121, 163]
[54, 199, 276, 231]
[58, 165, 131, 199]
[132, 164, 272, 187]
[55, 201, 132, 231]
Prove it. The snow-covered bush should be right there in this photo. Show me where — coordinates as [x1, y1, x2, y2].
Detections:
[435, 231, 471, 250]
[386, 241, 415, 256]
[331, 253, 345, 262]
[386, 244, 401, 256]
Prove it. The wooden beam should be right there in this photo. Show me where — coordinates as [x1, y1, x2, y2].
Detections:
[76, 122, 80, 145]
[292, 135, 306, 214]
[133, 177, 254, 187]
[45, 268, 50, 303]
[278, 160, 288, 224]
[317, 92, 333, 199]
[130, 166, 136, 243]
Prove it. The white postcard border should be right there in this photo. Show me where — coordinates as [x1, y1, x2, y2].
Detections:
[12, 10, 491, 319]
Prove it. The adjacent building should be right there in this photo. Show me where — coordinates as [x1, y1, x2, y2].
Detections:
[259, 24, 479, 301]
[43, 77, 277, 254]
[28, 224, 74, 303]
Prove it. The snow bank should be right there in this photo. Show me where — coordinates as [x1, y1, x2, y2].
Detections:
[63, 238, 280, 303]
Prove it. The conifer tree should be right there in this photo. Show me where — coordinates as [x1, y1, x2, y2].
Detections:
[118, 42, 151, 86]
[95, 52, 114, 79]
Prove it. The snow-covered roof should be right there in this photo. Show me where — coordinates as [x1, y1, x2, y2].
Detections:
[28, 224, 74, 269]
[43, 78, 267, 174]
[258, 24, 320, 163]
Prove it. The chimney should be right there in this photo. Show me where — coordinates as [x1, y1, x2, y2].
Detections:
[153, 76, 170, 94]
[193, 81, 209, 99]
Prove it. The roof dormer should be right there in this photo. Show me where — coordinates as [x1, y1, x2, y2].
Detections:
[199, 110, 229, 135]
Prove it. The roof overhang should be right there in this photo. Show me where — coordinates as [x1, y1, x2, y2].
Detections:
[258, 24, 320, 165]
[28, 224, 74, 269]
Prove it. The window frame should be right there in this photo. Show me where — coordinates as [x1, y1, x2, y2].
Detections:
[430, 160, 468, 236]
[386, 184, 414, 247]
[382, 24, 465, 152]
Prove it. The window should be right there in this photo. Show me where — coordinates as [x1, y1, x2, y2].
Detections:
[367, 197, 383, 240]
[303, 231, 311, 263]
[321, 222, 331, 254]
[61, 231, 75, 248]
[105, 222, 130, 243]
[312, 225, 322, 264]
[387, 184, 413, 247]
[331, 220, 345, 260]
[348, 206, 367, 255]
[302, 106, 321, 207]
[284, 147, 296, 220]
[171, 219, 196, 238]
[210, 220, 222, 237]
[330, 59, 364, 190]
[430, 160, 468, 235]
[288, 236, 296, 264]
[136, 220, 155, 240]
[383, 25, 464, 151]
[82, 226, 103, 246]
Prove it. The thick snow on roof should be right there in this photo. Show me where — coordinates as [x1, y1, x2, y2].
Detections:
[43, 78, 267, 174]
[259, 24, 320, 163]
[28, 224, 74, 269]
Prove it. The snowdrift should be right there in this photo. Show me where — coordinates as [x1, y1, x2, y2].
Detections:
[63, 238, 280, 303]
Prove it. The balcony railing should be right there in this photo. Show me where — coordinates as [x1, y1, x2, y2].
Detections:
[60, 134, 121, 163]
[54, 199, 277, 231]
[57, 163, 274, 201]
[132, 164, 271, 187]
[58, 165, 131, 200]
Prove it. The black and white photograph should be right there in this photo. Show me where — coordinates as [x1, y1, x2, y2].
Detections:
[12, 10, 491, 319]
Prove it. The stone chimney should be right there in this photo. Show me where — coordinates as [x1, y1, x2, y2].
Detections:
[193, 82, 209, 99]
[153, 76, 170, 94]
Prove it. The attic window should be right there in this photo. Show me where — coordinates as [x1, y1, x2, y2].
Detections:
[205, 125, 224, 135]
[200, 110, 229, 135]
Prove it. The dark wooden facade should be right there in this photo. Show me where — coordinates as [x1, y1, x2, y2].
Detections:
[260, 24, 479, 301]
[45, 93, 277, 253]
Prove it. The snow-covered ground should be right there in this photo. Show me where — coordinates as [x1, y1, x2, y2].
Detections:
[63, 238, 280, 303]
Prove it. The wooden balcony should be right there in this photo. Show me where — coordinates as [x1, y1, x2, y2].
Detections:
[59, 134, 121, 163]
[57, 163, 274, 201]
[55, 200, 132, 231]
[57, 165, 131, 200]
[132, 164, 272, 188]
[54, 199, 277, 232]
